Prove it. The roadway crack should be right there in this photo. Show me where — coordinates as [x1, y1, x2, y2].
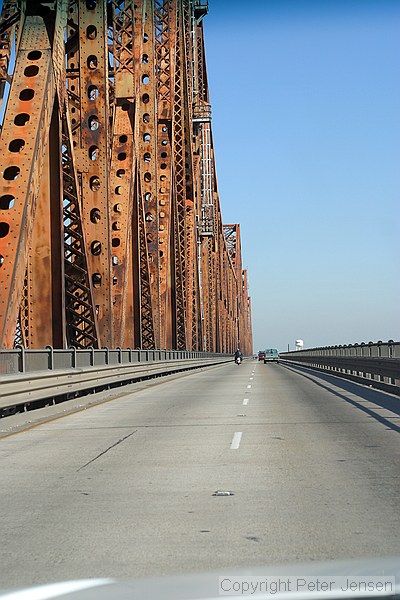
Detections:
[77, 429, 137, 472]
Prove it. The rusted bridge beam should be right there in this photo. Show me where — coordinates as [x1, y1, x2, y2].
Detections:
[0, 0, 252, 354]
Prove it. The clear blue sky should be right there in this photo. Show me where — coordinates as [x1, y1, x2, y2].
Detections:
[204, 0, 400, 352]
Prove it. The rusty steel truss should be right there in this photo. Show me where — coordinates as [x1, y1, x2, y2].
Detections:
[0, 0, 252, 355]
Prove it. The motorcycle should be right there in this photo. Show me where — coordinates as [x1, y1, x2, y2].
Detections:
[235, 356, 242, 365]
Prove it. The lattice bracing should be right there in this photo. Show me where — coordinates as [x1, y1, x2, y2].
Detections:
[62, 114, 99, 349]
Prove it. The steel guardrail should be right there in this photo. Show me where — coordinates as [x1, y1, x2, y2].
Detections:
[0, 346, 228, 376]
[280, 340, 400, 395]
[0, 350, 233, 417]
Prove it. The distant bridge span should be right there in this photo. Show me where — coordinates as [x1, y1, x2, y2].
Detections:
[0, 0, 252, 355]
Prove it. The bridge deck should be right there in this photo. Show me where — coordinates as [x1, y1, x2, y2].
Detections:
[1, 362, 399, 586]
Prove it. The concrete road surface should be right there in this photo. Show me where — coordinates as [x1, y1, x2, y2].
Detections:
[0, 361, 400, 587]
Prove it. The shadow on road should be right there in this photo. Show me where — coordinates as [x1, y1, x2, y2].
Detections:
[280, 363, 400, 434]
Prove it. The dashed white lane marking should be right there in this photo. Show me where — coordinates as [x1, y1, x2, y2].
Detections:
[230, 432, 242, 449]
[243, 398, 249, 405]
[249, 377, 253, 380]
[247, 384, 251, 389]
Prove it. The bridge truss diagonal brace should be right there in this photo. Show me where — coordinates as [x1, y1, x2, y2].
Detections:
[0, 15, 56, 348]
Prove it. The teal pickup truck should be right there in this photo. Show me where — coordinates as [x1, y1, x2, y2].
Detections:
[263, 348, 279, 363]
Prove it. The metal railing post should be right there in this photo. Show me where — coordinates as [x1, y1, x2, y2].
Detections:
[16, 344, 25, 373]
[46, 345, 54, 370]
[89, 347, 94, 367]
[72, 346, 77, 368]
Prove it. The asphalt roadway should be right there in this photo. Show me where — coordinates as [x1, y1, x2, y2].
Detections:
[0, 360, 400, 587]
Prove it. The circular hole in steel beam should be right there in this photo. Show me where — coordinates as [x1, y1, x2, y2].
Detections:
[19, 89, 34, 101]
[24, 65, 39, 77]
[90, 208, 101, 223]
[91, 240, 102, 256]
[0, 195, 15, 209]
[88, 85, 98, 100]
[9, 139, 25, 153]
[86, 25, 97, 39]
[90, 176, 100, 191]
[88, 115, 99, 130]
[92, 273, 102, 288]
[89, 145, 99, 161]
[0, 222, 10, 238]
[14, 113, 30, 126]
[87, 55, 98, 70]
[3, 166, 20, 180]
[27, 50, 42, 60]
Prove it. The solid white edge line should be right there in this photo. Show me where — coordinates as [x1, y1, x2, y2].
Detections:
[230, 431, 242, 449]
[243, 398, 248, 405]
[0, 579, 114, 600]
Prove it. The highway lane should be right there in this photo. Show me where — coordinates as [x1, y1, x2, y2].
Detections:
[0, 360, 400, 586]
